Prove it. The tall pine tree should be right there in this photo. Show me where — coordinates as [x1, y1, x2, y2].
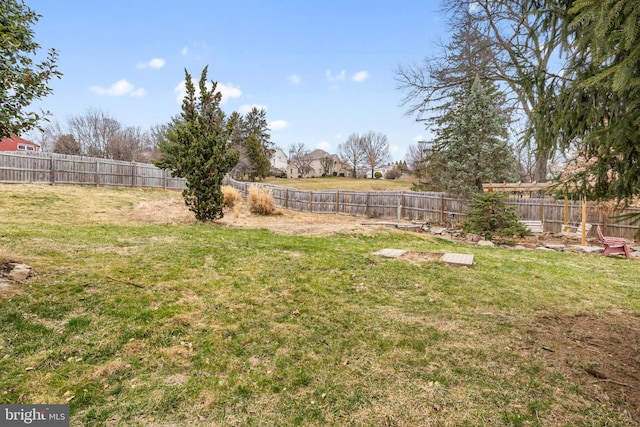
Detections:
[436, 76, 516, 197]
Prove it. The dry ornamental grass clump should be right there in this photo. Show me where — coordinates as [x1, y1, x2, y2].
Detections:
[221, 185, 242, 208]
[248, 185, 282, 215]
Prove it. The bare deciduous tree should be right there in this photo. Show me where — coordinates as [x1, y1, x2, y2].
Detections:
[397, 0, 567, 182]
[45, 109, 151, 161]
[337, 133, 366, 178]
[288, 143, 312, 177]
[361, 131, 390, 179]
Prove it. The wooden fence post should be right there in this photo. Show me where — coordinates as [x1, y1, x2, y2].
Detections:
[581, 199, 587, 245]
[365, 192, 370, 218]
[397, 192, 402, 222]
[336, 191, 339, 214]
[308, 191, 313, 213]
[539, 200, 544, 226]
[131, 162, 136, 187]
[49, 157, 55, 185]
[95, 160, 101, 186]
[440, 194, 445, 225]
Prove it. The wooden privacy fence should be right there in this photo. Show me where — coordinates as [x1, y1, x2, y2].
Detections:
[0, 151, 186, 190]
[1, 151, 637, 240]
[226, 179, 640, 240]
[225, 178, 469, 225]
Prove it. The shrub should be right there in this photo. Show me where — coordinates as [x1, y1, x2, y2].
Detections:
[462, 192, 528, 240]
[248, 186, 282, 215]
[384, 168, 402, 180]
[222, 185, 242, 208]
[374, 171, 383, 179]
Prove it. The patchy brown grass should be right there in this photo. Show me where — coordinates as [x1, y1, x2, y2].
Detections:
[523, 312, 640, 420]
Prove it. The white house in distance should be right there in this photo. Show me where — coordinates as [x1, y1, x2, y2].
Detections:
[270, 147, 288, 175]
[287, 149, 347, 178]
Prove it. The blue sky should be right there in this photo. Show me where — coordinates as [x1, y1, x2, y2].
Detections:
[28, 1, 446, 161]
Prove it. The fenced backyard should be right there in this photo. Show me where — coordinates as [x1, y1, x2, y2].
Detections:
[1, 151, 638, 239]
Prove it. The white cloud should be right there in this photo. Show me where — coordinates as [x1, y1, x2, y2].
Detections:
[238, 104, 267, 115]
[269, 120, 288, 131]
[136, 58, 166, 69]
[89, 79, 145, 97]
[414, 134, 425, 142]
[326, 69, 346, 82]
[130, 88, 147, 97]
[181, 46, 189, 56]
[316, 141, 331, 151]
[288, 74, 301, 85]
[217, 83, 242, 104]
[352, 71, 369, 82]
[174, 80, 242, 104]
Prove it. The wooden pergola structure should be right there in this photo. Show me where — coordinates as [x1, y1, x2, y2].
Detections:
[483, 181, 589, 245]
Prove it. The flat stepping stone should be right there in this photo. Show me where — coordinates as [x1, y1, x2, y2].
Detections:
[372, 249, 408, 258]
[440, 253, 474, 267]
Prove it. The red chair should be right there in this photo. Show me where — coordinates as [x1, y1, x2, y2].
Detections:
[596, 225, 631, 259]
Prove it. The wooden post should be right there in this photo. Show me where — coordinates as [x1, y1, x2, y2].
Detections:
[539, 200, 544, 226]
[397, 193, 402, 222]
[563, 195, 569, 232]
[335, 191, 339, 214]
[285, 188, 289, 209]
[49, 157, 55, 185]
[131, 162, 136, 187]
[440, 194, 445, 225]
[581, 198, 587, 245]
[366, 192, 370, 218]
[308, 191, 313, 213]
[95, 160, 100, 186]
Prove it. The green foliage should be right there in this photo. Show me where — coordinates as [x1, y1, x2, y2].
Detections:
[154, 67, 238, 221]
[435, 76, 516, 197]
[0, 0, 61, 138]
[244, 132, 271, 181]
[374, 171, 382, 179]
[547, 0, 640, 209]
[463, 192, 528, 240]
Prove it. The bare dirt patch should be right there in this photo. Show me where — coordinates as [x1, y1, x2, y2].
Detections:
[399, 251, 445, 263]
[523, 313, 640, 421]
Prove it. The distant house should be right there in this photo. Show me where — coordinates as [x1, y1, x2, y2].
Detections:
[0, 135, 40, 152]
[270, 147, 288, 175]
[367, 163, 395, 179]
[287, 149, 347, 178]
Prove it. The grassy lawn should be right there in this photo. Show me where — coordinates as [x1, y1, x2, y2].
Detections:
[1, 184, 639, 426]
[262, 176, 415, 191]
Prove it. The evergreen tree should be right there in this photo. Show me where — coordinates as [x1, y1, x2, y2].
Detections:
[436, 76, 516, 197]
[245, 132, 270, 181]
[244, 107, 272, 180]
[463, 192, 528, 240]
[154, 67, 238, 221]
[548, 0, 640, 206]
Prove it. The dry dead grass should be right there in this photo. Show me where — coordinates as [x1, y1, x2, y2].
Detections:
[247, 185, 281, 215]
